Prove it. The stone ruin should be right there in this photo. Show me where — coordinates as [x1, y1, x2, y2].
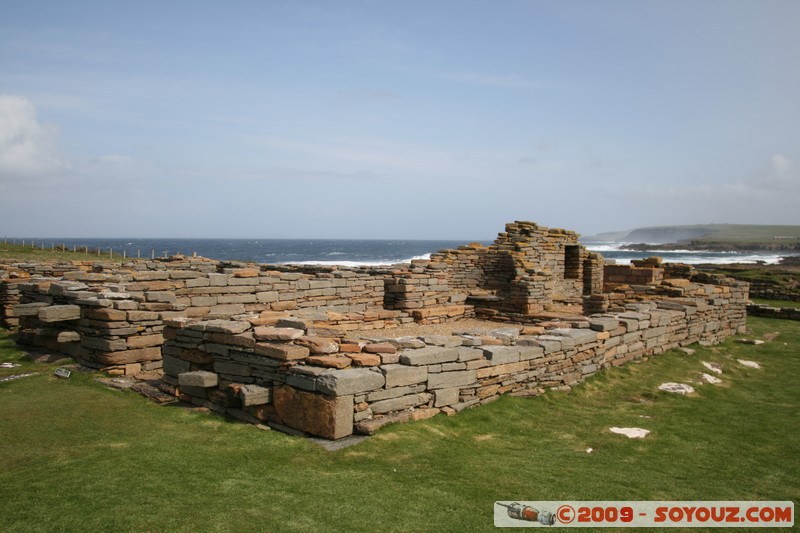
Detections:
[0, 221, 749, 439]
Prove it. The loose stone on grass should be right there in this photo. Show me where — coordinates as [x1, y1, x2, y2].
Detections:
[737, 359, 761, 369]
[658, 382, 695, 395]
[609, 427, 650, 439]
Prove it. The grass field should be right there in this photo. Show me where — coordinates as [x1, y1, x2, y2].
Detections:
[1, 317, 798, 532]
[0, 242, 121, 262]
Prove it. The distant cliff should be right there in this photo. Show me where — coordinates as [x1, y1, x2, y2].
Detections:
[584, 224, 800, 251]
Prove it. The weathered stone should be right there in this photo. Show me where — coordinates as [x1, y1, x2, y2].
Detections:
[422, 335, 462, 347]
[434, 387, 460, 407]
[364, 342, 396, 354]
[399, 347, 459, 366]
[12, 302, 49, 316]
[307, 355, 352, 369]
[273, 386, 353, 440]
[254, 342, 310, 361]
[355, 411, 411, 435]
[81, 336, 127, 352]
[481, 346, 521, 365]
[589, 317, 620, 332]
[213, 360, 252, 377]
[457, 347, 484, 362]
[178, 371, 219, 388]
[162, 354, 191, 376]
[239, 384, 271, 406]
[389, 336, 426, 349]
[254, 326, 304, 341]
[348, 353, 381, 367]
[56, 331, 81, 343]
[475, 361, 528, 379]
[201, 320, 251, 334]
[316, 368, 385, 396]
[295, 336, 339, 354]
[381, 364, 428, 388]
[427, 370, 477, 390]
[126, 334, 164, 349]
[370, 393, 431, 415]
[38, 305, 81, 322]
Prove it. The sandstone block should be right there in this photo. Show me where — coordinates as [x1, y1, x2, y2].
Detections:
[434, 387, 460, 407]
[163, 354, 191, 376]
[481, 346, 521, 365]
[273, 386, 353, 439]
[427, 370, 476, 390]
[307, 355, 352, 369]
[295, 336, 339, 354]
[370, 393, 431, 415]
[239, 384, 271, 406]
[254, 342, 310, 361]
[94, 347, 162, 365]
[213, 360, 252, 377]
[381, 364, 428, 388]
[364, 342, 396, 354]
[316, 368, 385, 396]
[178, 371, 219, 388]
[348, 353, 381, 367]
[38, 305, 81, 322]
[254, 326, 304, 341]
[202, 320, 250, 334]
[126, 334, 164, 349]
[399, 347, 459, 366]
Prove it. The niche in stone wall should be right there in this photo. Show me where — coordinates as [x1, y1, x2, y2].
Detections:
[564, 245, 581, 279]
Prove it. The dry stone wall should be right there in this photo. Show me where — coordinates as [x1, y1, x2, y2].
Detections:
[160, 276, 747, 439]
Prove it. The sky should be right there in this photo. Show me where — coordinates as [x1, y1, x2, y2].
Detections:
[1, 0, 798, 240]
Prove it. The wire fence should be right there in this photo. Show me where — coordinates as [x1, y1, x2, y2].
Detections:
[1, 237, 194, 260]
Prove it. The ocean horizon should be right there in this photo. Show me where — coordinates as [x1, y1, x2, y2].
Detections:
[3, 237, 798, 267]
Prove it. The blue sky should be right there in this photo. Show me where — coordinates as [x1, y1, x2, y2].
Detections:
[1, 0, 798, 239]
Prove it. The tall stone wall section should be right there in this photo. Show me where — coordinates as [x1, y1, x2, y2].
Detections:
[161, 277, 748, 439]
[12, 264, 413, 374]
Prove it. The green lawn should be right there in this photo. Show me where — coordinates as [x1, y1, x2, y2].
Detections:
[1, 317, 798, 532]
[0, 242, 123, 262]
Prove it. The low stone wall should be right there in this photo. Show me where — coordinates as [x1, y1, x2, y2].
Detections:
[161, 279, 748, 439]
[746, 303, 800, 321]
[12, 264, 414, 374]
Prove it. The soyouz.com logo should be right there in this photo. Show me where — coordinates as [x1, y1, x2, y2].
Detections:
[493, 501, 794, 527]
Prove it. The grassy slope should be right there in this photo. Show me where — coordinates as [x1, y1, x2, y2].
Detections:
[0, 243, 119, 262]
[1, 318, 798, 532]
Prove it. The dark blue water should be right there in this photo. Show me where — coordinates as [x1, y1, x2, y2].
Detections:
[5, 237, 797, 266]
[4, 238, 487, 266]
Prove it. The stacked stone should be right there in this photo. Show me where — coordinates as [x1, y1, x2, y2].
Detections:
[14, 279, 168, 375]
[383, 268, 469, 323]
[604, 264, 664, 286]
[158, 278, 748, 440]
[746, 303, 800, 321]
[0, 276, 26, 328]
[428, 244, 488, 291]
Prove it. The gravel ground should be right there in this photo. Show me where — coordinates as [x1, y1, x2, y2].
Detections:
[350, 318, 522, 338]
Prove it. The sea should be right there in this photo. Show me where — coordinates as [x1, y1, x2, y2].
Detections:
[5, 237, 799, 267]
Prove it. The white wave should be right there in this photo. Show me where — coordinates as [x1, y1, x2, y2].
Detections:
[283, 253, 432, 267]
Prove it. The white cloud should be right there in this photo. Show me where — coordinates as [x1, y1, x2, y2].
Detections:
[751, 154, 800, 191]
[0, 94, 68, 179]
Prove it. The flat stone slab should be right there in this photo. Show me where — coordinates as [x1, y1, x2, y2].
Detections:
[178, 371, 219, 388]
[399, 347, 459, 366]
[737, 359, 761, 369]
[701, 373, 722, 384]
[702, 361, 722, 374]
[658, 382, 695, 395]
[609, 427, 650, 439]
[38, 305, 81, 322]
[316, 368, 385, 396]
